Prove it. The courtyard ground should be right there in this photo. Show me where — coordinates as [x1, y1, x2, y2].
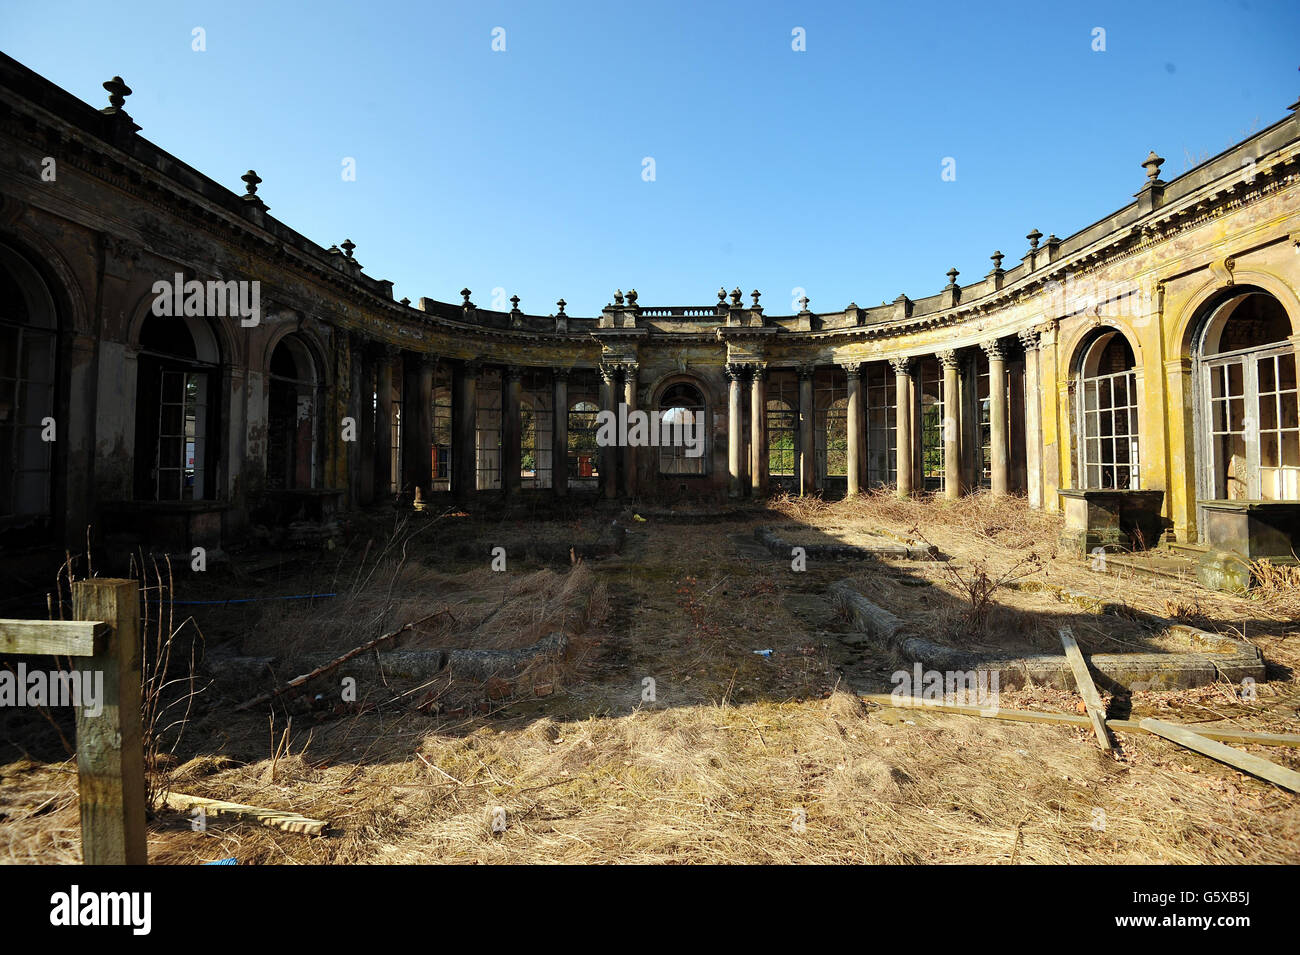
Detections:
[2, 493, 1298, 864]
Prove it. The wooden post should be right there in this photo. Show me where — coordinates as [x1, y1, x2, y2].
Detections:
[72, 578, 146, 865]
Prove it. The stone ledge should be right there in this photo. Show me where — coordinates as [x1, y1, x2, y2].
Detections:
[831, 580, 1265, 691]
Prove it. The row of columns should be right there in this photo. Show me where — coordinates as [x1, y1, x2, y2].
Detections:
[886, 340, 1012, 500]
[350, 339, 1017, 506]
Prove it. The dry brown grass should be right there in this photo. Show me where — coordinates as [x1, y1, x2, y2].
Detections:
[10, 687, 1293, 865]
[3, 505, 1297, 865]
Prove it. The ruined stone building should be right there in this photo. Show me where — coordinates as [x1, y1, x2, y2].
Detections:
[1, 52, 1298, 585]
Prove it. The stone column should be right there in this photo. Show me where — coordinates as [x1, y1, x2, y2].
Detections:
[622, 362, 638, 499]
[984, 340, 1009, 497]
[402, 353, 435, 498]
[843, 362, 863, 497]
[891, 357, 913, 497]
[798, 364, 816, 496]
[552, 368, 569, 499]
[598, 363, 618, 499]
[502, 366, 523, 498]
[1018, 330, 1043, 508]
[356, 336, 376, 505]
[374, 345, 397, 499]
[750, 363, 767, 497]
[726, 363, 746, 498]
[453, 359, 479, 502]
[938, 350, 961, 500]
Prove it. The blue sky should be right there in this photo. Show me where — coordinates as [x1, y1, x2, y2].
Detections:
[2, 0, 1297, 315]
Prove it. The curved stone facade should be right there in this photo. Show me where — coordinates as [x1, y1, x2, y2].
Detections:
[2, 52, 1298, 556]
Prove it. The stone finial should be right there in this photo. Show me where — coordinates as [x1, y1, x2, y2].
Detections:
[1142, 150, 1166, 182]
[341, 238, 356, 259]
[751, 289, 761, 308]
[990, 250, 1004, 271]
[509, 294, 521, 311]
[1026, 228, 1042, 250]
[798, 295, 811, 312]
[718, 286, 727, 303]
[730, 286, 743, 307]
[945, 267, 959, 286]
[556, 298, 567, 316]
[103, 75, 132, 110]
[614, 289, 624, 305]
[241, 170, 262, 197]
[461, 288, 473, 307]
[399, 297, 411, 306]
[626, 288, 638, 305]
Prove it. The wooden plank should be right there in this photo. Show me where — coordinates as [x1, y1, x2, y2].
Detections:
[1060, 628, 1113, 752]
[859, 694, 1300, 747]
[1139, 718, 1300, 793]
[0, 619, 108, 657]
[72, 579, 146, 865]
[163, 792, 329, 836]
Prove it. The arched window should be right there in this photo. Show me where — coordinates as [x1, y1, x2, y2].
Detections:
[267, 335, 321, 490]
[1076, 331, 1139, 490]
[0, 246, 57, 533]
[135, 313, 219, 501]
[568, 399, 600, 487]
[767, 397, 796, 477]
[1198, 291, 1297, 501]
[658, 382, 706, 475]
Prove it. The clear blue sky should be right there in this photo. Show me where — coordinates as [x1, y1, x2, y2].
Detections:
[3, 0, 1297, 315]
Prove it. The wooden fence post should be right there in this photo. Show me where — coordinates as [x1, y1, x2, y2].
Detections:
[72, 578, 146, 865]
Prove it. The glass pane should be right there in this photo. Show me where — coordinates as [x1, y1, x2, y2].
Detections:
[1259, 355, 1277, 393]
[1284, 431, 1300, 468]
[1260, 393, 1278, 430]
[1262, 432, 1279, 468]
